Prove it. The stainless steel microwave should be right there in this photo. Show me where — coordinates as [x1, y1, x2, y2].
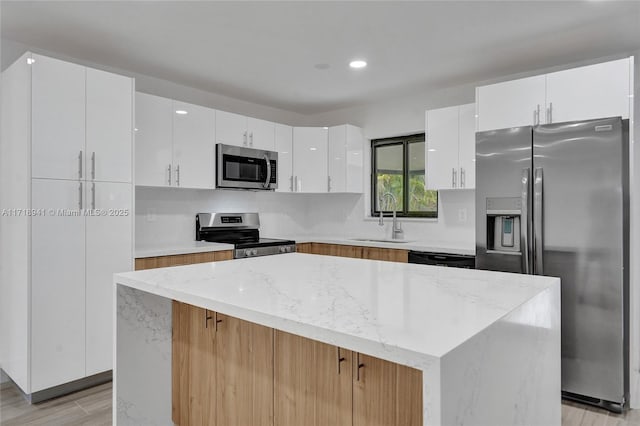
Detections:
[216, 144, 278, 190]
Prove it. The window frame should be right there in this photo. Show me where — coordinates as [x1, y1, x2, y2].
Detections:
[371, 133, 437, 218]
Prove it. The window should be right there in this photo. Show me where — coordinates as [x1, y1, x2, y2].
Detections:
[371, 134, 437, 218]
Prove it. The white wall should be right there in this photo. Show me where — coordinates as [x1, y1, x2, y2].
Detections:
[135, 187, 311, 247]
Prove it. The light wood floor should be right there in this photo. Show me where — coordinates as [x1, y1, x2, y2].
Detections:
[2, 379, 640, 425]
[0, 381, 111, 425]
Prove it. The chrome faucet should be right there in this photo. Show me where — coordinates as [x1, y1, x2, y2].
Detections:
[378, 192, 404, 240]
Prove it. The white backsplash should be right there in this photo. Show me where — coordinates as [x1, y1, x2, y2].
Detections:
[135, 187, 476, 251]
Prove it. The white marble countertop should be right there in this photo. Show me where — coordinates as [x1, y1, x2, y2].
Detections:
[135, 241, 234, 258]
[115, 253, 557, 367]
[280, 234, 475, 256]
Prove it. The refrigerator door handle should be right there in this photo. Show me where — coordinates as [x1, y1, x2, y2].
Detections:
[521, 168, 531, 274]
[534, 167, 544, 275]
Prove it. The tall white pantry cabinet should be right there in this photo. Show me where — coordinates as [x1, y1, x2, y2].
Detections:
[0, 53, 134, 399]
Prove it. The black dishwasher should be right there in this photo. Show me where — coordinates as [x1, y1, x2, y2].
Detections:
[408, 251, 475, 268]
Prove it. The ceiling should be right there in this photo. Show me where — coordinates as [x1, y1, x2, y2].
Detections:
[2, 1, 639, 115]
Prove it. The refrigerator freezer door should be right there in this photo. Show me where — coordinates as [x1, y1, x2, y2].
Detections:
[533, 117, 628, 405]
[476, 126, 533, 273]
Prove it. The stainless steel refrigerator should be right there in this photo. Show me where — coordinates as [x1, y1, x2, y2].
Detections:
[475, 117, 629, 411]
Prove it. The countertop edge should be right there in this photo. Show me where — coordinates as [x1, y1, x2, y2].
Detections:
[114, 273, 439, 370]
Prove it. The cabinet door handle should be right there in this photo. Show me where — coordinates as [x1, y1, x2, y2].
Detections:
[215, 312, 223, 331]
[294, 176, 299, 192]
[175, 164, 180, 187]
[205, 310, 212, 328]
[91, 152, 96, 180]
[328, 176, 331, 192]
[548, 102, 553, 123]
[243, 131, 248, 146]
[337, 347, 346, 375]
[91, 182, 96, 210]
[78, 182, 83, 210]
[167, 164, 172, 186]
[250, 132, 254, 147]
[78, 150, 83, 179]
[460, 167, 465, 188]
[452, 168, 457, 188]
[289, 176, 293, 192]
[356, 352, 365, 381]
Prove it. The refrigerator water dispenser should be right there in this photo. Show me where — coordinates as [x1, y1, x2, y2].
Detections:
[486, 197, 521, 254]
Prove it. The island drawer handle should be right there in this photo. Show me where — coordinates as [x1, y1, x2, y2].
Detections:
[337, 347, 346, 375]
[356, 353, 365, 381]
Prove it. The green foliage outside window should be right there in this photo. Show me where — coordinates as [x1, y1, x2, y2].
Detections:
[372, 135, 437, 217]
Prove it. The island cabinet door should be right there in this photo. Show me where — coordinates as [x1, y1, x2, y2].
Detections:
[274, 331, 353, 426]
[353, 353, 423, 426]
[172, 301, 217, 426]
[214, 314, 274, 426]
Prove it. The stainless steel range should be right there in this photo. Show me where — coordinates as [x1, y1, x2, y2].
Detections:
[195, 212, 295, 259]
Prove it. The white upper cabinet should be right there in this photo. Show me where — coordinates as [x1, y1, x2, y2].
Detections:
[31, 54, 86, 180]
[85, 181, 132, 376]
[135, 93, 173, 187]
[476, 57, 633, 131]
[247, 117, 275, 151]
[172, 101, 216, 189]
[215, 110, 248, 147]
[275, 123, 293, 192]
[293, 127, 328, 193]
[426, 106, 459, 190]
[426, 103, 475, 190]
[476, 75, 546, 131]
[328, 124, 364, 193]
[86, 68, 133, 183]
[328, 126, 346, 192]
[457, 103, 476, 190]
[545, 58, 631, 123]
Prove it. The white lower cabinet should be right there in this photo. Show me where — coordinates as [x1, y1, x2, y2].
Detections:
[85, 182, 132, 375]
[293, 127, 328, 192]
[31, 179, 86, 391]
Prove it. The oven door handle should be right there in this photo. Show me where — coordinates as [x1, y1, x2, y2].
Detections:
[263, 154, 271, 189]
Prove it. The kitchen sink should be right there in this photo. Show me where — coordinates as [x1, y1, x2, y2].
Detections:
[349, 238, 413, 244]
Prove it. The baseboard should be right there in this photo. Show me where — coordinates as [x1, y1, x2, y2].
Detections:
[29, 370, 112, 404]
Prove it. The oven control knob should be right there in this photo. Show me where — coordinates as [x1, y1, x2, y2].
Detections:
[279, 246, 286, 253]
[251, 249, 258, 256]
[285, 246, 292, 253]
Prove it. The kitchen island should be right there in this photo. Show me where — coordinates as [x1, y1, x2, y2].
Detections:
[114, 253, 560, 426]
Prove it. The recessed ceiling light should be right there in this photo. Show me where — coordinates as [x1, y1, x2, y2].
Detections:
[310, 147, 317, 151]
[349, 60, 367, 69]
[428, 149, 436, 152]
[175, 110, 188, 115]
[323, 127, 328, 129]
